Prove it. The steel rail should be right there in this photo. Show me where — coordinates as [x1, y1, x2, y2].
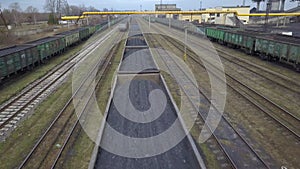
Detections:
[149, 22, 300, 140]
[18, 28, 120, 169]
[50, 35, 124, 169]
[148, 33, 269, 169]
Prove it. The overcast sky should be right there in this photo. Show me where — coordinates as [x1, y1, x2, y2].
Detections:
[0, 0, 298, 11]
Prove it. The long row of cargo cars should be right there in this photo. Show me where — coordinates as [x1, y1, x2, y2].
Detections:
[0, 20, 114, 82]
[205, 26, 300, 71]
[153, 17, 300, 71]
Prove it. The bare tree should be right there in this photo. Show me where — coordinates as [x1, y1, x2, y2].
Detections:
[69, 5, 81, 15]
[61, 3, 70, 15]
[9, 2, 22, 26]
[87, 6, 98, 12]
[25, 6, 39, 24]
[44, 0, 56, 13]
[78, 4, 87, 12]
[44, 0, 69, 15]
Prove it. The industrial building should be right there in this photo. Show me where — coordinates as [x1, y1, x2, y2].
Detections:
[154, 4, 250, 25]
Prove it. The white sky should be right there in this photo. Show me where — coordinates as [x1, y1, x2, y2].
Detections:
[0, 0, 298, 11]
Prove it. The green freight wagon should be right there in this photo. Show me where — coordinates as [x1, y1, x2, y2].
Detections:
[56, 30, 79, 47]
[224, 30, 257, 54]
[205, 27, 225, 42]
[88, 26, 96, 35]
[224, 31, 242, 46]
[81, 27, 89, 39]
[95, 24, 101, 31]
[98, 21, 108, 31]
[0, 45, 38, 79]
[78, 27, 90, 40]
[27, 37, 64, 61]
[255, 35, 300, 70]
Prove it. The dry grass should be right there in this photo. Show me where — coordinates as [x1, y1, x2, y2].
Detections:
[0, 77, 72, 169]
[61, 40, 125, 169]
[0, 43, 84, 105]
[144, 33, 221, 169]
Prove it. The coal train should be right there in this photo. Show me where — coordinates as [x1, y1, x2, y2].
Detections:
[153, 17, 300, 71]
[205, 26, 300, 71]
[0, 20, 119, 82]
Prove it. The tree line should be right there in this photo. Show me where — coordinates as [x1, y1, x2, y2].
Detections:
[0, 1, 100, 26]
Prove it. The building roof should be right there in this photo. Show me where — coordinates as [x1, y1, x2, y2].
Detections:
[155, 4, 177, 6]
[155, 4, 181, 11]
[221, 6, 250, 8]
[287, 6, 300, 13]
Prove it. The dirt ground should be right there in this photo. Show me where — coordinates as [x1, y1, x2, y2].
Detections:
[0, 23, 78, 49]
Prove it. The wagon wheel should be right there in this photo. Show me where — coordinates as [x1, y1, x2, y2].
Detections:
[260, 53, 267, 60]
[295, 63, 300, 72]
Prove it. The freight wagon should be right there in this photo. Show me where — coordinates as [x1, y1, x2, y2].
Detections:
[78, 27, 90, 40]
[0, 45, 38, 78]
[27, 36, 65, 62]
[89, 26, 96, 35]
[56, 30, 79, 47]
[0, 18, 123, 82]
[205, 27, 300, 71]
[153, 17, 300, 71]
[255, 35, 300, 70]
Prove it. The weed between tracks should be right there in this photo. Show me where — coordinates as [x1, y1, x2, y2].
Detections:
[60, 40, 125, 169]
[0, 77, 72, 169]
[144, 32, 221, 169]
[0, 29, 124, 168]
[152, 32, 300, 167]
[215, 44, 300, 82]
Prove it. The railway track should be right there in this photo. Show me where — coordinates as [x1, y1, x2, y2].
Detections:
[90, 19, 205, 169]
[161, 32, 300, 140]
[215, 48, 300, 95]
[146, 22, 300, 141]
[18, 30, 125, 169]
[215, 51, 300, 118]
[150, 20, 300, 100]
[191, 38, 300, 116]
[146, 33, 272, 169]
[50, 37, 124, 169]
[0, 28, 117, 140]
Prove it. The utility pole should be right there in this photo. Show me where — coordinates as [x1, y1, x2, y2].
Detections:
[264, 0, 271, 31]
[160, 0, 162, 10]
[200, 1, 202, 10]
[184, 24, 188, 62]
[148, 15, 151, 28]
[242, 0, 246, 6]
